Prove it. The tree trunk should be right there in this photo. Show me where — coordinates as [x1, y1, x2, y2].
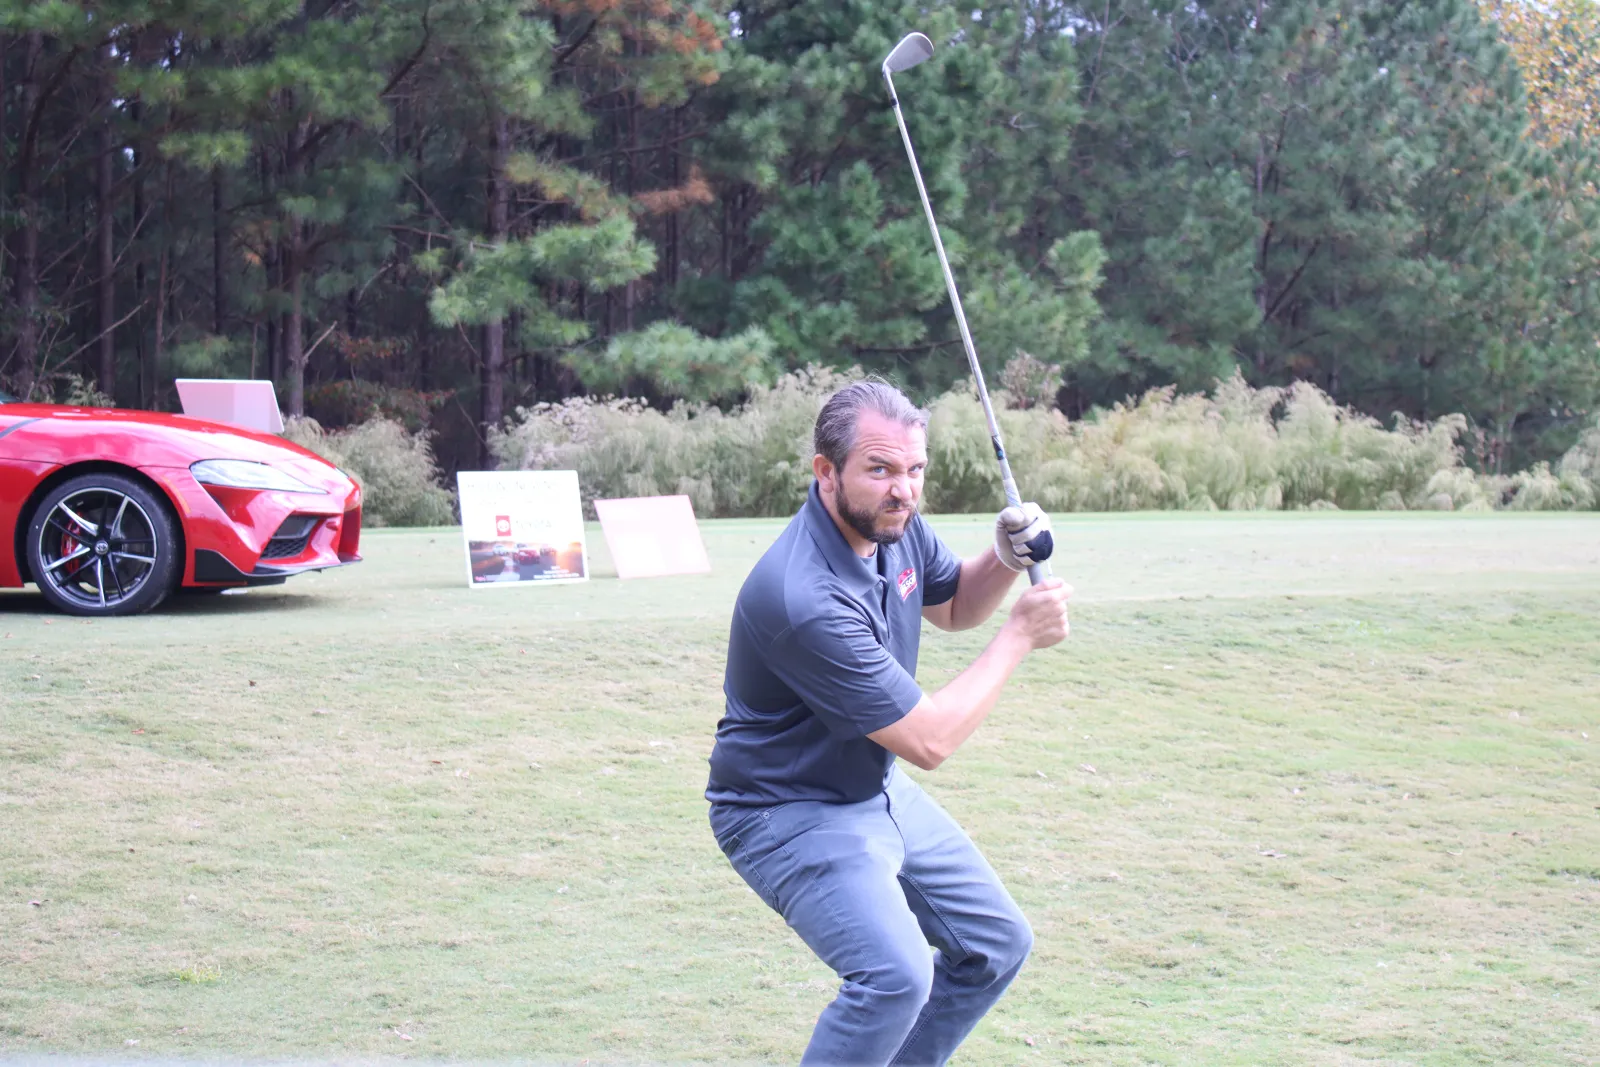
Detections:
[665, 107, 680, 290]
[267, 311, 281, 383]
[720, 192, 732, 280]
[11, 31, 44, 400]
[284, 121, 306, 416]
[264, 239, 282, 384]
[285, 245, 305, 416]
[480, 112, 510, 467]
[150, 165, 172, 407]
[259, 143, 280, 384]
[212, 168, 226, 337]
[98, 74, 117, 399]
[624, 90, 638, 333]
[1, 33, 9, 259]
[153, 243, 168, 406]
[132, 100, 148, 406]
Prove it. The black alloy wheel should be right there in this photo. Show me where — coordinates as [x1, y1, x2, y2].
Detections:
[26, 472, 182, 616]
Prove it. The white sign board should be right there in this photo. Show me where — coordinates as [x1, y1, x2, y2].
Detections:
[595, 495, 711, 579]
[456, 470, 588, 588]
[175, 379, 285, 434]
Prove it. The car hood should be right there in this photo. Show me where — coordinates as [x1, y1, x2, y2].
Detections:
[0, 404, 350, 486]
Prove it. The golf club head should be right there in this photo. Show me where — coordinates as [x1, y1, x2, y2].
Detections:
[883, 32, 934, 75]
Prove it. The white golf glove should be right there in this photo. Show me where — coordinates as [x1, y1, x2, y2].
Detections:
[993, 502, 1054, 572]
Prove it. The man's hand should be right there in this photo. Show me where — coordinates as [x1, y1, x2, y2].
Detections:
[994, 502, 1054, 572]
[1002, 578, 1072, 649]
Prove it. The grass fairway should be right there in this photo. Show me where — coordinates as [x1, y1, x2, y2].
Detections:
[2, 512, 1597, 1066]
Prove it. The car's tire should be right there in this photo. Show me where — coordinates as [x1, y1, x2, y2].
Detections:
[26, 472, 182, 617]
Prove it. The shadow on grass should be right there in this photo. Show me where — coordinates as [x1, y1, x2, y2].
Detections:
[0, 587, 323, 617]
[163, 590, 323, 616]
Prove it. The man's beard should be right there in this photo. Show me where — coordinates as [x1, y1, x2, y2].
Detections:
[834, 483, 917, 546]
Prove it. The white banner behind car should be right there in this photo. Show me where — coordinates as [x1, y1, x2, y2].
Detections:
[457, 470, 588, 588]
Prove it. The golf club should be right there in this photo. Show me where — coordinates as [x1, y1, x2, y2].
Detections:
[882, 32, 1052, 585]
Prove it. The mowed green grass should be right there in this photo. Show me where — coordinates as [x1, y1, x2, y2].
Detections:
[2, 513, 1597, 1066]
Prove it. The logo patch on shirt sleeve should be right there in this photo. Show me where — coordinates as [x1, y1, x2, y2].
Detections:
[897, 566, 918, 600]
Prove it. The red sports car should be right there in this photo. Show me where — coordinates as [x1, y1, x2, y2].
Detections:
[0, 389, 361, 616]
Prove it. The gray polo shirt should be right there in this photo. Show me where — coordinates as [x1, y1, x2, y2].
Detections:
[705, 482, 962, 806]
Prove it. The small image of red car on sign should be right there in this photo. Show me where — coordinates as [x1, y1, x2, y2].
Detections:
[495, 515, 512, 537]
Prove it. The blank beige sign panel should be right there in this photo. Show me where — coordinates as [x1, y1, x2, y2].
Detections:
[594, 495, 711, 580]
[175, 378, 285, 433]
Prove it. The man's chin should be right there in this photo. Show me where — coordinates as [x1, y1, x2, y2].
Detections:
[870, 513, 913, 544]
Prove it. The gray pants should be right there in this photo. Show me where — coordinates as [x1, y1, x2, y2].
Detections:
[710, 766, 1033, 1066]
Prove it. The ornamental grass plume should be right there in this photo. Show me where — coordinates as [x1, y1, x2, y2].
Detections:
[490, 367, 853, 517]
[491, 367, 1591, 517]
[1274, 384, 1467, 510]
[1554, 418, 1600, 509]
[283, 416, 454, 527]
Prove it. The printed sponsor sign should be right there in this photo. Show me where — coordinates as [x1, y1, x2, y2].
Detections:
[457, 470, 588, 588]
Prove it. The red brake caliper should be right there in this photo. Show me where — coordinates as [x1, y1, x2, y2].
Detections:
[60, 520, 85, 581]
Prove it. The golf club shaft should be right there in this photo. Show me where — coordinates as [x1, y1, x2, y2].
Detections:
[885, 73, 1049, 586]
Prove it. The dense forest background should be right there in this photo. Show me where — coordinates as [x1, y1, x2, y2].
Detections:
[2, 0, 1598, 479]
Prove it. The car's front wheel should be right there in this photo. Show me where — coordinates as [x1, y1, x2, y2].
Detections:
[26, 472, 182, 616]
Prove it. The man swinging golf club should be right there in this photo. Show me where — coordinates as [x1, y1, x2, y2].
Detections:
[706, 379, 1070, 1066]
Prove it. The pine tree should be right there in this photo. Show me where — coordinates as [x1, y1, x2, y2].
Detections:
[676, 1, 1105, 397]
[409, 0, 723, 456]
[1064, 0, 1600, 460]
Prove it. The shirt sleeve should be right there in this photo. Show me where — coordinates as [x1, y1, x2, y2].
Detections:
[769, 603, 924, 739]
[916, 517, 963, 607]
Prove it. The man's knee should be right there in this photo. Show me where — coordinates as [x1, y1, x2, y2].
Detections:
[862, 947, 936, 1015]
[1001, 913, 1034, 975]
[969, 910, 1033, 982]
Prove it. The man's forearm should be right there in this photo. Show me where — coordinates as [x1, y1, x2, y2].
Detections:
[947, 548, 1021, 630]
[925, 623, 1032, 758]
[869, 623, 1032, 770]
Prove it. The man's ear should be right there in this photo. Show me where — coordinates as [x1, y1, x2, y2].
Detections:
[813, 453, 837, 493]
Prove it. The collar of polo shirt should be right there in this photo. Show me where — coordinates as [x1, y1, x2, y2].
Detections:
[801, 482, 892, 598]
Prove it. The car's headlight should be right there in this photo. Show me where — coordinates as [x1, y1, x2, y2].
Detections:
[191, 459, 327, 494]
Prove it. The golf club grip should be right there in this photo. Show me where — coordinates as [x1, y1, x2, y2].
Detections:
[996, 456, 1051, 587]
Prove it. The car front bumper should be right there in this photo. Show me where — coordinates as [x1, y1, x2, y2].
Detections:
[142, 466, 363, 587]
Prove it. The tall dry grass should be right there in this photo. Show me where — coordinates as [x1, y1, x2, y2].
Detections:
[283, 416, 456, 527]
[493, 366, 1600, 518]
[490, 367, 846, 518]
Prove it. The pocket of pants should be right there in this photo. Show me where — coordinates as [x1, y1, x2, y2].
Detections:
[722, 830, 784, 913]
[710, 803, 770, 854]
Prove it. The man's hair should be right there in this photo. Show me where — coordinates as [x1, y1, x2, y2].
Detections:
[813, 379, 929, 472]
